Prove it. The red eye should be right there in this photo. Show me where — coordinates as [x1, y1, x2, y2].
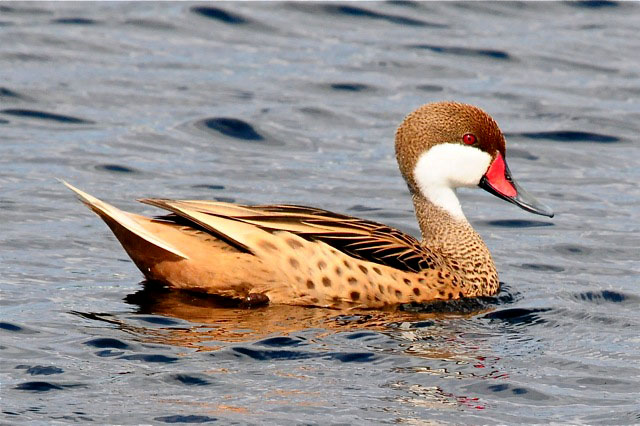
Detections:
[462, 133, 477, 145]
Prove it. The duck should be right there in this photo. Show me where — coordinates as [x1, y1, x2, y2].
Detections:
[64, 101, 553, 309]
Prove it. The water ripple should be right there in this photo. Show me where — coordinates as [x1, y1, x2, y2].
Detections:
[329, 83, 374, 92]
[513, 131, 621, 143]
[15, 382, 84, 392]
[323, 4, 446, 28]
[196, 117, 265, 141]
[226, 346, 377, 363]
[191, 6, 250, 25]
[95, 164, 139, 174]
[569, 1, 619, 8]
[154, 414, 218, 423]
[84, 338, 131, 349]
[409, 44, 512, 60]
[483, 308, 552, 325]
[0, 108, 93, 124]
[476, 219, 554, 228]
[15, 365, 64, 376]
[574, 290, 632, 304]
[0, 87, 25, 99]
[51, 18, 98, 25]
[169, 374, 212, 386]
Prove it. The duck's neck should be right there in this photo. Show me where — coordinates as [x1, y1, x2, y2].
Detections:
[411, 192, 499, 296]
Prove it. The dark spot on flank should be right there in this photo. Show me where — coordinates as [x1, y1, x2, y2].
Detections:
[259, 240, 278, 252]
[343, 260, 352, 269]
[373, 267, 381, 275]
[317, 260, 327, 270]
[95, 164, 138, 174]
[322, 277, 332, 287]
[409, 44, 511, 60]
[191, 6, 250, 24]
[378, 284, 385, 294]
[310, 297, 319, 304]
[332, 296, 341, 303]
[350, 291, 360, 301]
[200, 117, 264, 141]
[358, 265, 368, 274]
[306, 280, 315, 290]
[417, 278, 425, 284]
[334, 266, 342, 276]
[394, 289, 402, 298]
[448, 292, 454, 300]
[289, 257, 300, 268]
[347, 277, 358, 286]
[512, 130, 620, 143]
[413, 288, 421, 296]
[403, 278, 412, 286]
[0, 108, 93, 124]
[438, 289, 445, 296]
[287, 238, 303, 249]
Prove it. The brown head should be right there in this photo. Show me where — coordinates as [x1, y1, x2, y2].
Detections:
[394, 101, 553, 220]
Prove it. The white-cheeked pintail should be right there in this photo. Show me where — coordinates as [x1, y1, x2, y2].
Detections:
[64, 102, 553, 309]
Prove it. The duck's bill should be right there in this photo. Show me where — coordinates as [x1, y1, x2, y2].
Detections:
[478, 152, 554, 218]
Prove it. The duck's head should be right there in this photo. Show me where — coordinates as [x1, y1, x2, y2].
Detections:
[395, 101, 553, 220]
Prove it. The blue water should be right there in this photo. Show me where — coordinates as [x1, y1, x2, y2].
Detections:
[1, 2, 639, 424]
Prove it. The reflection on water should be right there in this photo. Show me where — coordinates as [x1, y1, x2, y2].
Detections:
[73, 281, 499, 353]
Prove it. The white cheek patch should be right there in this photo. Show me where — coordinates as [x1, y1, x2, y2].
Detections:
[413, 143, 492, 221]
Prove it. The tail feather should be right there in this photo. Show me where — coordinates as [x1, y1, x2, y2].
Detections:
[60, 180, 189, 259]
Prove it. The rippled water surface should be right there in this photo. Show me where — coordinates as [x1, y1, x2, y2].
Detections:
[2, 2, 640, 424]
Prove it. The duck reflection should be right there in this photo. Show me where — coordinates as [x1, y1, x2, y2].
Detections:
[116, 281, 501, 353]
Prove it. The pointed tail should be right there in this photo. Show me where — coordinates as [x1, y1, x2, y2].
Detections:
[60, 180, 189, 259]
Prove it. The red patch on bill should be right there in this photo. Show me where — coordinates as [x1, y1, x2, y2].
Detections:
[484, 153, 517, 197]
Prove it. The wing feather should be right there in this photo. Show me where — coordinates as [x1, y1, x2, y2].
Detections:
[139, 200, 441, 273]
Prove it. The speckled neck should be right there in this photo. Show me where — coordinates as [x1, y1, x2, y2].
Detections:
[411, 192, 500, 296]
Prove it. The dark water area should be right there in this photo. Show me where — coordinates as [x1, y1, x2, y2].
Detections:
[1, 2, 639, 424]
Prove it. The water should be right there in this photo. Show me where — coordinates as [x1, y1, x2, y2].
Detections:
[1, 2, 639, 424]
